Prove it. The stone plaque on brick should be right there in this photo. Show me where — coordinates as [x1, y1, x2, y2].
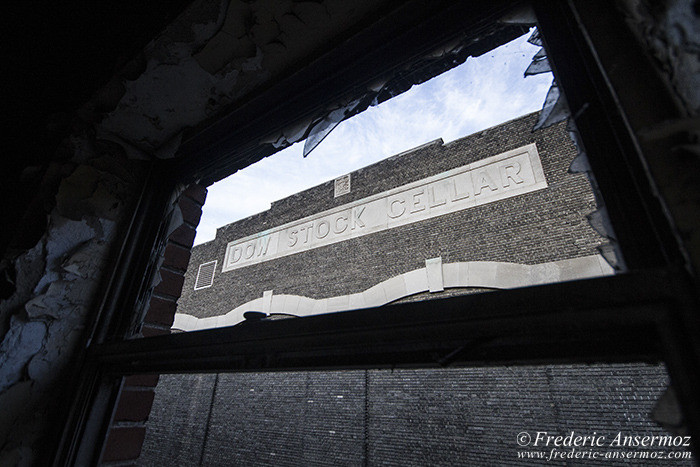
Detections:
[223, 143, 547, 272]
[334, 174, 351, 197]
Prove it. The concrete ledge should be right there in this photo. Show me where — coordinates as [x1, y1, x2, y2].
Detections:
[172, 255, 614, 331]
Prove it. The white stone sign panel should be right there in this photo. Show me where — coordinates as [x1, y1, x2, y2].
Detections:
[223, 143, 547, 272]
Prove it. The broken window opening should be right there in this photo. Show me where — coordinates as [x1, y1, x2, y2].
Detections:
[195, 28, 553, 246]
[162, 27, 617, 336]
[126, 22, 675, 465]
[56, 1, 700, 466]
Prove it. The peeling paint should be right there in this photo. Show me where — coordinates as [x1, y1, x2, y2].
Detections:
[620, 0, 700, 117]
[33, 218, 96, 295]
[97, 0, 387, 155]
[103, 55, 236, 150]
[0, 318, 46, 393]
[618, 0, 700, 279]
[0, 240, 45, 338]
[0, 143, 137, 463]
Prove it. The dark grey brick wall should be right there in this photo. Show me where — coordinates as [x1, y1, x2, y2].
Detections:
[140, 364, 686, 466]
[178, 112, 604, 319]
[140, 374, 216, 466]
[365, 365, 681, 466]
[201, 372, 366, 466]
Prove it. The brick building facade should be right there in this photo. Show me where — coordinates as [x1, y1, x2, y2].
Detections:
[176, 112, 610, 326]
[139, 113, 680, 465]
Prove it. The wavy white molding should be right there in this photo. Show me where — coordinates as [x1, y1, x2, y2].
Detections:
[173, 255, 613, 332]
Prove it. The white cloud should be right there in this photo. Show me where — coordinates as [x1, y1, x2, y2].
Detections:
[195, 30, 551, 245]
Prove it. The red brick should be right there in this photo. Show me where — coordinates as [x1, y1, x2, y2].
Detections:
[168, 224, 196, 248]
[153, 269, 185, 298]
[141, 324, 169, 337]
[114, 389, 156, 422]
[183, 183, 207, 205]
[162, 242, 191, 272]
[144, 296, 177, 326]
[179, 196, 203, 226]
[123, 374, 159, 388]
[101, 427, 146, 462]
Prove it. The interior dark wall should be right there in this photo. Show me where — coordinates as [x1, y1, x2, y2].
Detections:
[3, 1, 193, 258]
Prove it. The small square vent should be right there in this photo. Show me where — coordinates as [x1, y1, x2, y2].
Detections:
[334, 174, 351, 197]
[194, 261, 217, 290]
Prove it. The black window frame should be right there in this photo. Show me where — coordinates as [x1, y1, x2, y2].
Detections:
[54, 1, 700, 464]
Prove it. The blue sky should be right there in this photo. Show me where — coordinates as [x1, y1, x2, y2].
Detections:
[195, 30, 551, 245]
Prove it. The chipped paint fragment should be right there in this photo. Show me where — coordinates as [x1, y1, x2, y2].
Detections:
[0, 318, 47, 392]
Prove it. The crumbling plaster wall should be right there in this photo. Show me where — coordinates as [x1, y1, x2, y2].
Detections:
[97, 0, 387, 154]
[0, 0, 390, 464]
[620, 0, 700, 117]
[618, 0, 700, 279]
[0, 137, 142, 465]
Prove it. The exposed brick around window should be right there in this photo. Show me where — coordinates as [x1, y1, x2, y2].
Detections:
[183, 184, 208, 206]
[123, 374, 159, 388]
[114, 390, 156, 422]
[144, 296, 177, 327]
[168, 224, 196, 248]
[163, 243, 191, 272]
[178, 196, 203, 226]
[153, 269, 185, 299]
[141, 324, 170, 338]
[101, 427, 147, 462]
